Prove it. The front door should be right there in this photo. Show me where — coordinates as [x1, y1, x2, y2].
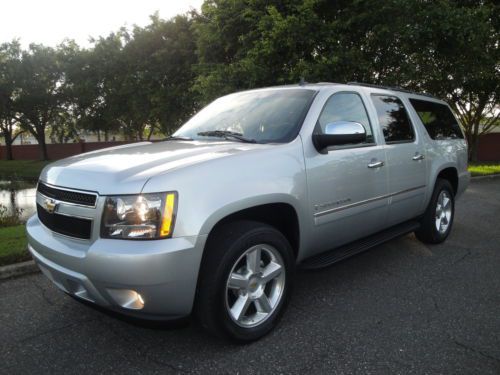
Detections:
[304, 91, 389, 256]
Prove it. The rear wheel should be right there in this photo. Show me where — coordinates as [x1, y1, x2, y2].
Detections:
[415, 178, 455, 244]
[195, 220, 294, 342]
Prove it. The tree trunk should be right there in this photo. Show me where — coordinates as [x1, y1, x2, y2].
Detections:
[470, 135, 480, 162]
[5, 143, 13, 160]
[464, 129, 473, 160]
[3, 132, 14, 160]
[36, 131, 49, 160]
[104, 130, 109, 142]
[97, 130, 101, 142]
[147, 126, 154, 141]
[470, 121, 481, 162]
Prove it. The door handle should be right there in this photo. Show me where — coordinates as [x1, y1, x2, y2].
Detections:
[368, 160, 384, 169]
[412, 153, 425, 161]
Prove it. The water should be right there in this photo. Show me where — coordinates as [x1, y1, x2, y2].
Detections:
[0, 180, 37, 222]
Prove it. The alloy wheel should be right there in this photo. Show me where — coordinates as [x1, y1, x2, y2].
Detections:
[225, 244, 286, 328]
[435, 190, 452, 234]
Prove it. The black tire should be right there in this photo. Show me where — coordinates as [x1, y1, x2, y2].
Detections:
[194, 220, 295, 342]
[415, 178, 455, 244]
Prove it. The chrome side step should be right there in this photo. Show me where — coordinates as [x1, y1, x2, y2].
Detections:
[300, 221, 420, 270]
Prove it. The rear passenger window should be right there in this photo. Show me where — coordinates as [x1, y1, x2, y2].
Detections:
[318, 92, 374, 143]
[371, 95, 415, 143]
[409, 99, 464, 140]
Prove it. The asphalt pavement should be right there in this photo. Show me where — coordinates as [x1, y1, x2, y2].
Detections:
[1, 178, 499, 374]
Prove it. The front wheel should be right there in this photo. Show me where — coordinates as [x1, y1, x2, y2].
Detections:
[415, 178, 455, 244]
[194, 220, 295, 342]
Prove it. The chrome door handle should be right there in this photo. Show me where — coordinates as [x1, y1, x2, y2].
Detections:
[368, 161, 384, 168]
[412, 154, 425, 161]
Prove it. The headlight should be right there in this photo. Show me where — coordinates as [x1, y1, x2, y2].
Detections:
[101, 192, 177, 239]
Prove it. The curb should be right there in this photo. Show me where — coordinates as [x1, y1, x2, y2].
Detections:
[0, 260, 39, 281]
[470, 173, 500, 181]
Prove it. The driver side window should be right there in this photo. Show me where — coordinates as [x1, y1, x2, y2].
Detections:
[318, 92, 374, 143]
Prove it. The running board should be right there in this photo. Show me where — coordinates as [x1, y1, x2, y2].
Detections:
[300, 221, 420, 270]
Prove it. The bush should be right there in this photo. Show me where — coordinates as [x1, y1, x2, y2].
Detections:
[0, 204, 24, 227]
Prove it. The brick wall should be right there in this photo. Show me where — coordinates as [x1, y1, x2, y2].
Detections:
[477, 133, 500, 162]
[0, 141, 135, 160]
[1, 136, 498, 161]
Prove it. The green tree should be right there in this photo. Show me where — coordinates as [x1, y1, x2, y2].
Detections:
[192, 0, 275, 103]
[401, 0, 499, 161]
[121, 13, 198, 137]
[62, 36, 123, 141]
[14, 44, 65, 160]
[194, 0, 499, 160]
[0, 41, 24, 160]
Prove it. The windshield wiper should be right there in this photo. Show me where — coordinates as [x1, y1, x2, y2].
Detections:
[161, 135, 194, 141]
[197, 130, 257, 143]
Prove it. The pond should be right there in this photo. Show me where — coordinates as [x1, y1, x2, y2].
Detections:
[0, 180, 37, 222]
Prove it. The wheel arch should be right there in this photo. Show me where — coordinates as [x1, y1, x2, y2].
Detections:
[435, 166, 459, 195]
[200, 198, 302, 260]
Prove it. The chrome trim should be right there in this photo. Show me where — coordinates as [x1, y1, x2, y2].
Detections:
[326, 142, 377, 151]
[314, 185, 426, 217]
[37, 193, 95, 219]
[37, 181, 98, 209]
[412, 154, 425, 161]
[367, 160, 384, 168]
[50, 207, 94, 221]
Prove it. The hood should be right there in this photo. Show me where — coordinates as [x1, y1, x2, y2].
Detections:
[41, 141, 267, 195]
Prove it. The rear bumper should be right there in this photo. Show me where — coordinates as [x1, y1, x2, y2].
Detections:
[457, 170, 470, 199]
[27, 215, 207, 320]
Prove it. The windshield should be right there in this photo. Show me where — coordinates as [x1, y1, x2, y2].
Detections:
[174, 89, 317, 143]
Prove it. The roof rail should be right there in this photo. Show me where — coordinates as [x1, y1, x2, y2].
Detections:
[346, 82, 436, 99]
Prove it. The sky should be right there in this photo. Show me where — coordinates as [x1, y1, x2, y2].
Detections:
[0, 0, 203, 48]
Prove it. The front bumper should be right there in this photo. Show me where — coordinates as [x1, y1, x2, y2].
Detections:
[27, 215, 207, 320]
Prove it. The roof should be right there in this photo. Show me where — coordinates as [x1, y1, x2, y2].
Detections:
[230, 81, 441, 102]
[296, 81, 437, 100]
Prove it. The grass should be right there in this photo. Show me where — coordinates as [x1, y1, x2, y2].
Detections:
[0, 225, 29, 267]
[0, 160, 51, 180]
[468, 162, 500, 177]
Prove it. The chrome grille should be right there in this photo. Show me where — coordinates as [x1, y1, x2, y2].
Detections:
[37, 182, 97, 207]
[37, 204, 92, 239]
[36, 182, 98, 240]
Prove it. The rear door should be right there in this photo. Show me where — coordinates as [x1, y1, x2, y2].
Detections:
[370, 94, 427, 226]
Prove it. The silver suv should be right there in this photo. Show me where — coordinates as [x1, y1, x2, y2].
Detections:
[27, 82, 470, 341]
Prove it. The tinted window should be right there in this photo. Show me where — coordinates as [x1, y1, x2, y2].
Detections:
[174, 89, 316, 143]
[371, 95, 414, 143]
[409, 99, 464, 140]
[318, 92, 373, 143]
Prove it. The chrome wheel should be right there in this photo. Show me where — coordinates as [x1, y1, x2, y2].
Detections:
[225, 244, 286, 328]
[435, 190, 452, 234]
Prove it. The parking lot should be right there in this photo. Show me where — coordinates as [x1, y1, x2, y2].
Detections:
[1, 178, 499, 374]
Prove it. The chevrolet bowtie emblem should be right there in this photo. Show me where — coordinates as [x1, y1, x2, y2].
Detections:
[43, 198, 57, 214]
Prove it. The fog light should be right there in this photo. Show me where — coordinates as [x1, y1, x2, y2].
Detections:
[107, 288, 145, 310]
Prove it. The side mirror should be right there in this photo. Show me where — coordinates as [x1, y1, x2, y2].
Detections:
[312, 121, 366, 151]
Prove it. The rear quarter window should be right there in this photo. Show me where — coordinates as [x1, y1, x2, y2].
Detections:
[409, 99, 464, 140]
